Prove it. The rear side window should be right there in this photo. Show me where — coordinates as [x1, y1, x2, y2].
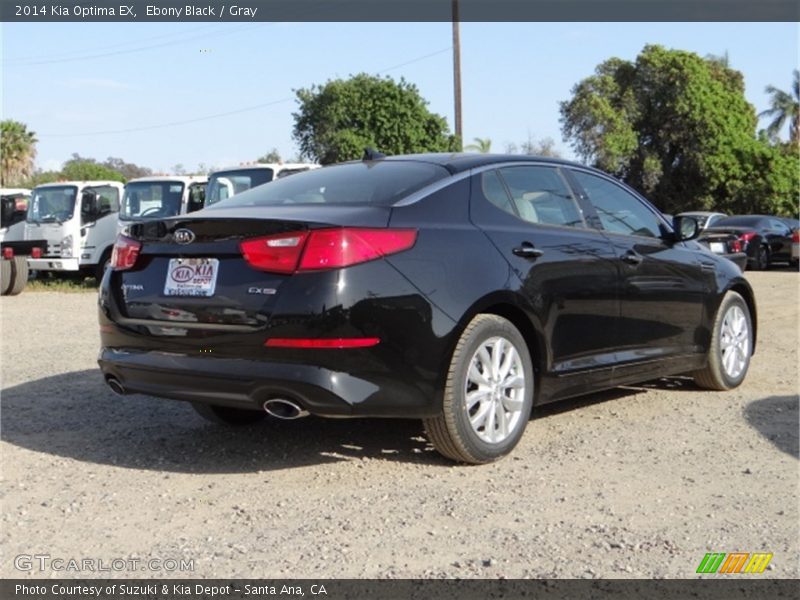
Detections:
[210, 161, 449, 208]
[572, 171, 662, 238]
[484, 166, 584, 228]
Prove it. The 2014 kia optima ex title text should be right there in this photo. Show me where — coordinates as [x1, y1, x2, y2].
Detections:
[98, 153, 757, 464]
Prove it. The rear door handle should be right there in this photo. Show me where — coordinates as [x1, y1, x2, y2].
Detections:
[512, 242, 544, 259]
[621, 250, 643, 266]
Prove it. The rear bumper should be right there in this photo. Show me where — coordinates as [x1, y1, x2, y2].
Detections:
[28, 257, 80, 271]
[97, 347, 439, 418]
[720, 252, 747, 271]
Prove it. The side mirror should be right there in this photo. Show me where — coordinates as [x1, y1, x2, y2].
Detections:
[673, 215, 700, 241]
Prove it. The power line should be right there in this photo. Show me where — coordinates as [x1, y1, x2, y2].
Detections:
[3, 23, 226, 64]
[4, 23, 268, 66]
[37, 46, 454, 138]
[39, 97, 294, 137]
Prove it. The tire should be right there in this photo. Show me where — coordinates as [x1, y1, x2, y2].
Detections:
[94, 249, 112, 282]
[693, 291, 752, 391]
[1, 260, 11, 295]
[424, 314, 534, 464]
[752, 245, 769, 271]
[191, 402, 267, 426]
[7, 256, 29, 295]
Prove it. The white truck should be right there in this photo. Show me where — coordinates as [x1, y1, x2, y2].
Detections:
[205, 162, 319, 206]
[118, 175, 208, 234]
[25, 181, 125, 280]
[1, 188, 33, 295]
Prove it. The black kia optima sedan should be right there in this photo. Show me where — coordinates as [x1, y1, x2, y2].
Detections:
[98, 154, 757, 463]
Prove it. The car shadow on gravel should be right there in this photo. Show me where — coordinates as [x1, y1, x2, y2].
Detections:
[1, 370, 448, 472]
[743, 395, 799, 459]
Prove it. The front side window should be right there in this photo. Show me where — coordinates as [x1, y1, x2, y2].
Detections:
[482, 166, 584, 228]
[27, 186, 77, 223]
[121, 182, 184, 221]
[206, 168, 275, 206]
[572, 171, 663, 238]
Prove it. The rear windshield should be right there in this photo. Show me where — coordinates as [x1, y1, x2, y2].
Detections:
[207, 161, 450, 209]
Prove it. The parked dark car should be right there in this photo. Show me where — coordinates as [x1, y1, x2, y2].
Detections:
[777, 217, 799, 267]
[677, 211, 728, 230]
[696, 230, 748, 271]
[704, 215, 795, 270]
[98, 154, 757, 464]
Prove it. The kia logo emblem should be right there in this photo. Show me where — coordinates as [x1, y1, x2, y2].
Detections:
[174, 229, 195, 245]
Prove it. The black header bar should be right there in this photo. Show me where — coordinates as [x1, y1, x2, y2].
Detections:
[2, 0, 799, 22]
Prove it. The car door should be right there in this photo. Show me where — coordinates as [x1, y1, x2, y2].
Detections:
[81, 184, 121, 266]
[470, 164, 620, 394]
[567, 169, 708, 374]
[765, 218, 792, 260]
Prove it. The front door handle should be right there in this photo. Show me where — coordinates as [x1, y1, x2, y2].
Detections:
[512, 242, 544, 259]
[621, 250, 643, 266]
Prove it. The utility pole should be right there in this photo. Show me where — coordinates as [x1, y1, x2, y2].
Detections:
[452, 0, 463, 150]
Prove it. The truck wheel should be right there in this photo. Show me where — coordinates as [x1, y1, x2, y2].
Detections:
[94, 249, 112, 282]
[1, 260, 11, 295]
[7, 257, 29, 295]
[191, 402, 267, 426]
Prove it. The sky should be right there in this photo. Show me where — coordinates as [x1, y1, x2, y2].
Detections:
[2, 21, 798, 174]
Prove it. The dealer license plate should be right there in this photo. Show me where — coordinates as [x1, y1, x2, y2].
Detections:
[710, 242, 725, 254]
[164, 258, 219, 297]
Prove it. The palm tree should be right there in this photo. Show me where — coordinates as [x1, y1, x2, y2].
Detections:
[759, 69, 799, 146]
[464, 137, 492, 153]
[0, 120, 38, 186]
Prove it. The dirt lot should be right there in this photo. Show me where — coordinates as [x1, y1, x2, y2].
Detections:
[1, 269, 797, 579]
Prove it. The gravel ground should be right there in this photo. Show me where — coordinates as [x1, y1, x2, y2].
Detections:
[1, 269, 797, 579]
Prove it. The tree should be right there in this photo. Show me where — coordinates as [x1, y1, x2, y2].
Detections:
[293, 73, 458, 164]
[102, 157, 152, 180]
[0, 120, 37, 186]
[465, 137, 492, 153]
[505, 135, 561, 158]
[61, 153, 125, 182]
[257, 148, 282, 163]
[760, 69, 799, 146]
[560, 44, 797, 215]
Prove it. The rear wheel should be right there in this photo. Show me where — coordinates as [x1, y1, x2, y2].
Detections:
[693, 291, 752, 390]
[753, 245, 769, 271]
[7, 257, 29, 295]
[1, 260, 11, 295]
[191, 402, 267, 426]
[424, 314, 534, 464]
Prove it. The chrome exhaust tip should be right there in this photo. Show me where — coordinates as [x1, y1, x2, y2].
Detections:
[263, 398, 309, 420]
[105, 376, 126, 395]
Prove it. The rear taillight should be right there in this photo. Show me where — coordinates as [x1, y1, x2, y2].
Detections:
[2, 247, 13, 259]
[793, 230, 799, 243]
[240, 232, 309, 274]
[730, 239, 742, 253]
[739, 231, 757, 243]
[31, 247, 42, 259]
[240, 228, 417, 273]
[110, 235, 141, 271]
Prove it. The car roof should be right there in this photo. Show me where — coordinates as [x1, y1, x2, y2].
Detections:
[678, 211, 726, 217]
[377, 153, 585, 174]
